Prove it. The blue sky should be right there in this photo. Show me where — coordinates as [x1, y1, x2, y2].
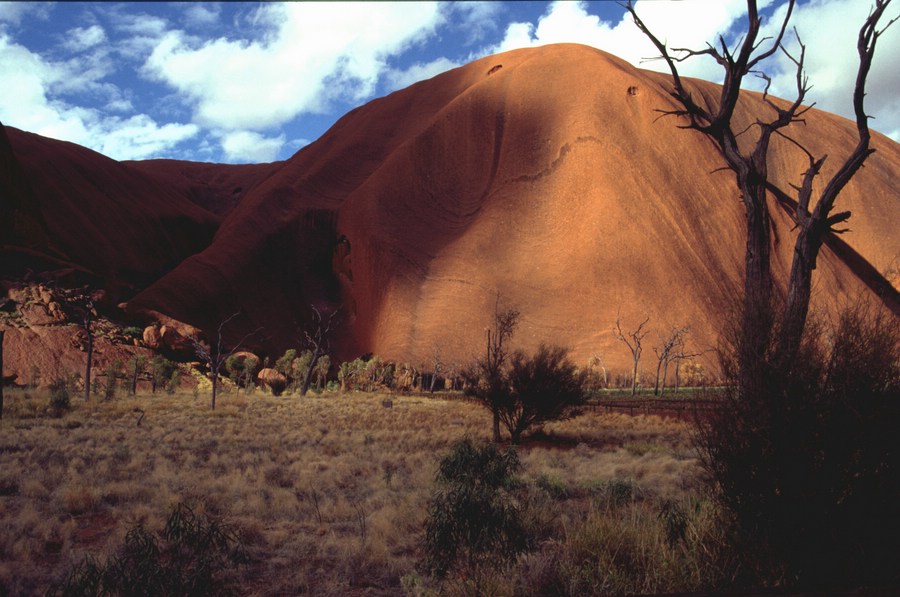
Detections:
[0, 1, 897, 163]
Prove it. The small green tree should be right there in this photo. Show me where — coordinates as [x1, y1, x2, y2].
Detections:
[313, 354, 331, 390]
[225, 352, 259, 391]
[48, 375, 72, 415]
[338, 358, 367, 392]
[150, 356, 176, 393]
[126, 354, 147, 395]
[424, 438, 528, 592]
[104, 360, 123, 400]
[274, 349, 297, 378]
[166, 369, 181, 394]
[292, 350, 314, 392]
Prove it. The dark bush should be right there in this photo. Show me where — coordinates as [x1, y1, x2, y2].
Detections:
[698, 303, 900, 588]
[502, 344, 586, 443]
[48, 503, 245, 596]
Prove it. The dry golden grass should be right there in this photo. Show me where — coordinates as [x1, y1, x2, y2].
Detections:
[0, 388, 706, 596]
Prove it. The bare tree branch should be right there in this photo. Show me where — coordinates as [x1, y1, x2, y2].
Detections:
[613, 312, 651, 395]
[191, 311, 262, 409]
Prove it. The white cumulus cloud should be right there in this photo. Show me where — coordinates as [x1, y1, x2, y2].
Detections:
[143, 2, 443, 132]
[220, 130, 286, 163]
[760, 0, 900, 141]
[0, 34, 198, 160]
[385, 56, 460, 91]
[63, 24, 107, 52]
[480, 0, 898, 140]
[489, 0, 757, 83]
[183, 3, 221, 29]
[0, 2, 51, 26]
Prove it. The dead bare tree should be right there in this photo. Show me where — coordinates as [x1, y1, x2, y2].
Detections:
[429, 346, 443, 393]
[191, 312, 261, 409]
[468, 293, 521, 442]
[626, 0, 897, 383]
[653, 327, 689, 395]
[299, 306, 339, 396]
[613, 314, 650, 395]
[628, 4, 900, 583]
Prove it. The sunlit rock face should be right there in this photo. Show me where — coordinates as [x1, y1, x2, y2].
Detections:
[3, 44, 898, 370]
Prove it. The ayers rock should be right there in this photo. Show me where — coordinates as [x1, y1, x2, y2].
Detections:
[2, 43, 899, 374]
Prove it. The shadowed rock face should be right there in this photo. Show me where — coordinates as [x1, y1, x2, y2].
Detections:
[3, 44, 899, 371]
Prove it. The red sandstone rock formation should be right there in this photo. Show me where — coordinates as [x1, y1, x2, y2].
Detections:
[2, 44, 898, 376]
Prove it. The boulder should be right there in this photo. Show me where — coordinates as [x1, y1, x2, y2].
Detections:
[20, 302, 56, 327]
[229, 351, 261, 373]
[257, 367, 287, 395]
[143, 325, 162, 349]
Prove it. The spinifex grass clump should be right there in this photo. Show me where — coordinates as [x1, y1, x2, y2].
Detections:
[48, 375, 73, 415]
[48, 503, 246, 597]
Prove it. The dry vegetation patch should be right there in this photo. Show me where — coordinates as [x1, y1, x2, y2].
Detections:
[0, 389, 706, 595]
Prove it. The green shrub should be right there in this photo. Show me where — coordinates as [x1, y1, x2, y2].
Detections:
[49, 376, 71, 414]
[338, 358, 367, 392]
[104, 360, 123, 400]
[122, 326, 143, 340]
[274, 349, 297, 378]
[150, 356, 176, 393]
[166, 370, 181, 395]
[535, 474, 570, 500]
[224, 353, 258, 389]
[423, 438, 529, 591]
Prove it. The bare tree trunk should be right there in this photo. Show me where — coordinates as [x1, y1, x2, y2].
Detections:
[631, 356, 640, 396]
[654, 358, 664, 396]
[626, 0, 893, 399]
[210, 367, 218, 410]
[300, 351, 321, 396]
[492, 408, 501, 443]
[660, 360, 670, 396]
[0, 330, 4, 419]
[675, 361, 681, 392]
[777, 227, 818, 368]
[739, 185, 775, 393]
[614, 315, 648, 397]
[84, 313, 93, 403]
